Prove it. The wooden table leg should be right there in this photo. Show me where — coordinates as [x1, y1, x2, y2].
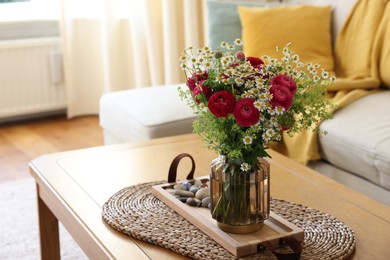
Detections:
[37, 187, 60, 260]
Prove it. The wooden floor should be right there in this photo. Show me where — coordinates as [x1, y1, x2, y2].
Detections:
[0, 115, 103, 183]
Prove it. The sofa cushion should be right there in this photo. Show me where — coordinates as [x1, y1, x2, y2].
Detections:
[284, 0, 357, 40]
[238, 5, 334, 72]
[319, 91, 390, 190]
[205, 0, 284, 50]
[99, 84, 196, 143]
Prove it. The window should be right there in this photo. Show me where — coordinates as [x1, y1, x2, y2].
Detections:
[0, 0, 29, 3]
[0, 0, 60, 21]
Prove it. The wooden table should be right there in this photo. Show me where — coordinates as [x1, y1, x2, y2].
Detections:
[29, 134, 390, 259]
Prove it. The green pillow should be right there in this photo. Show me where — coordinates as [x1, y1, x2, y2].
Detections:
[206, 0, 285, 50]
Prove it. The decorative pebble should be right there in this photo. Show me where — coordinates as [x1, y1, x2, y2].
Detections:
[173, 183, 187, 190]
[177, 197, 189, 203]
[194, 179, 203, 187]
[186, 198, 198, 206]
[182, 181, 192, 190]
[195, 188, 210, 200]
[168, 180, 212, 207]
[174, 190, 195, 197]
[189, 185, 200, 194]
[201, 197, 210, 208]
[186, 197, 202, 207]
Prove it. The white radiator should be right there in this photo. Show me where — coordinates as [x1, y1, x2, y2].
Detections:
[0, 37, 66, 120]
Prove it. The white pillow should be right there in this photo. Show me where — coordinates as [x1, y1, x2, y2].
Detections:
[283, 0, 357, 39]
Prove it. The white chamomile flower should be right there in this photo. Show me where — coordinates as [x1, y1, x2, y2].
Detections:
[245, 80, 254, 89]
[292, 54, 300, 62]
[274, 106, 285, 115]
[258, 113, 265, 121]
[243, 135, 253, 145]
[179, 63, 187, 70]
[179, 55, 187, 62]
[240, 163, 251, 172]
[197, 56, 205, 63]
[220, 41, 228, 48]
[291, 70, 299, 77]
[235, 77, 245, 85]
[242, 91, 252, 98]
[227, 45, 235, 50]
[261, 55, 271, 61]
[254, 100, 267, 112]
[262, 132, 271, 143]
[266, 128, 276, 138]
[220, 57, 229, 67]
[231, 68, 239, 76]
[225, 69, 233, 76]
[270, 116, 278, 126]
[215, 75, 223, 83]
[234, 39, 243, 46]
[274, 132, 282, 141]
[260, 92, 272, 101]
[282, 46, 290, 56]
[321, 69, 330, 79]
[255, 77, 264, 86]
[204, 61, 212, 69]
[251, 88, 260, 96]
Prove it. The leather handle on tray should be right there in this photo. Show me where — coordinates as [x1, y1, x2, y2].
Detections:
[167, 153, 196, 183]
[263, 237, 303, 260]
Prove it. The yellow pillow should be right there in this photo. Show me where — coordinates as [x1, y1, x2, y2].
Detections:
[378, 4, 390, 89]
[238, 5, 334, 72]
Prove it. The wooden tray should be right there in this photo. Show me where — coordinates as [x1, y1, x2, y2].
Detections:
[151, 177, 304, 257]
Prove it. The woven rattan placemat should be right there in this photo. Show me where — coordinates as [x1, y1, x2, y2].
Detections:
[102, 181, 355, 259]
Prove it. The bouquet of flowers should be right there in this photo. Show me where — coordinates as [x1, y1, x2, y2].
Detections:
[179, 39, 335, 171]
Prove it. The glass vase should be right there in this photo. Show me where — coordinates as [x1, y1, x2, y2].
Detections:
[210, 155, 270, 234]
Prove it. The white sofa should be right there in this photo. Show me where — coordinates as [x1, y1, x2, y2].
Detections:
[99, 0, 390, 206]
[309, 92, 390, 206]
[100, 84, 195, 144]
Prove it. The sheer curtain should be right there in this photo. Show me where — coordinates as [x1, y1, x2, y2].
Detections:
[60, 0, 206, 118]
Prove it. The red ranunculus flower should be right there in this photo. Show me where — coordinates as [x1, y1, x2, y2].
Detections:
[186, 71, 208, 91]
[187, 77, 196, 91]
[246, 56, 264, 70]
[233, 98, 260, 127]
[270, 86, 294, 110]
[270, 74, 297, 110]
[193, 80, 211, 103]
[271, 74, 297, 94]
[208, 91, 236, 117]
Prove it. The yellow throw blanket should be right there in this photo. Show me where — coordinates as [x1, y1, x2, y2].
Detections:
[272, 0, 388, 164]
